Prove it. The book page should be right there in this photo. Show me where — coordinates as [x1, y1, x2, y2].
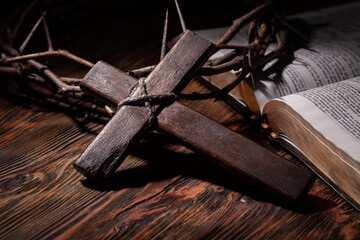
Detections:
[254, 1, 360, 110]
[194, 1, 360, 111]
[255, 41, 360, 110]
[280, 77, 360, 162]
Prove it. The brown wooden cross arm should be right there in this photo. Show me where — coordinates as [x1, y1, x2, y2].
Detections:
[74, 31, 314, 201]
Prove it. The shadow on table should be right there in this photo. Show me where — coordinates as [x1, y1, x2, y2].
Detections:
[81, 131, 337, 214]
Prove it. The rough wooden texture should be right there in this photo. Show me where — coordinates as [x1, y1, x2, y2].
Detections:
[79, 61, 313, 201]
[1, 83, 359, 240]
[1, 1, 360, 239]
[158, 102, 314, 201]
[74, 30, 214, 179]
[80, 61, 137, 106]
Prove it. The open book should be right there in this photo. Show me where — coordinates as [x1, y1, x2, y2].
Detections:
[194, 1, 360, 210]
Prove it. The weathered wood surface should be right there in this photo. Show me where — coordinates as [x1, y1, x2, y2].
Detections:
[158, 102, 314, 202]
[78, 61, 313, 201]
[1, 82, 359, 239]
[74, 31, 214, 179]
[1, 1, 360, 239]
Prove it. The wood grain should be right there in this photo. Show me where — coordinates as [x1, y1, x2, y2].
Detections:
[1, 75, 359, 240]
[0, 1, 359, 239]
[80, 61, 137, 106]
[74, 30, 214, 180]
[78, 62, 313, 201]
[158, 102, 313, 201]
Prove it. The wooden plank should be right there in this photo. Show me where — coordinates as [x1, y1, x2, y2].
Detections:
[1, 2, 360, 239]
[74, 30, 214, 180]
[158, 102, 314, 201]
[80, 61, 137, 106]
[78, 62, 313, 201]
[0, 97, 358, 240]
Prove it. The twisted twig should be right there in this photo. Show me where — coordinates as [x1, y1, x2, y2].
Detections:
[216, 1, 272, 46]
[2, 50, 94, 68]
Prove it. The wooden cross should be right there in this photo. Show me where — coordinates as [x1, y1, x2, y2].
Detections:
[74, 31, 314, 201]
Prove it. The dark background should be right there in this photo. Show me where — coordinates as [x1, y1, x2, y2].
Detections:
[1, 1, 360, 238]
[1, 0, 357, 68]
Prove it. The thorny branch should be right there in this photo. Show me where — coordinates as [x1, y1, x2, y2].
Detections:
[0, 2, 95, 96]
[216, 1, 273, 45]
[0, 3, 104, 119]
[2, 50, 94, 68]
[1, 0, 295, 119]
[129, 0, 290, 104]
[1, 44, 86, 93]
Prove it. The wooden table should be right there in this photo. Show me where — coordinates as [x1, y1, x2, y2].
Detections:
[1, 1, 359, 239]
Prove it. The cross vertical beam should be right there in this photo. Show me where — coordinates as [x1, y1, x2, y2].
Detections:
[74, 30, 214, 179]
[75, 33, 314, 201]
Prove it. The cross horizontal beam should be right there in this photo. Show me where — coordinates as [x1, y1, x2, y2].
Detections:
[74, 31, 214, 179]
[75, 59, 314, 201]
